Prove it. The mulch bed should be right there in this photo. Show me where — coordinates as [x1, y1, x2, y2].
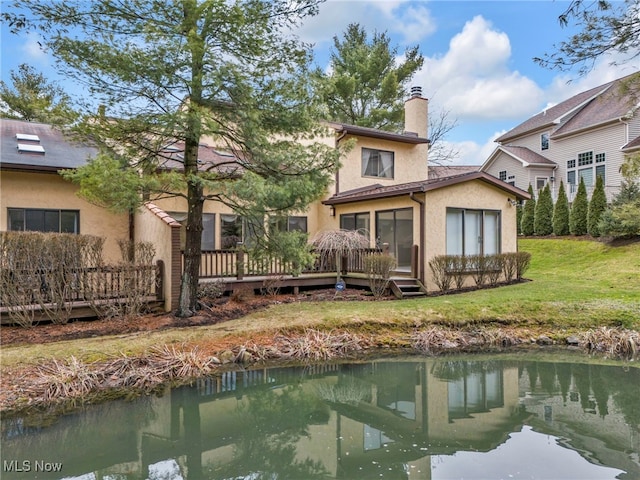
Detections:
[1, 288, 389, 346]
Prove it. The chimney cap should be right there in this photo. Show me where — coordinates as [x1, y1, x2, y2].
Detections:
[410, 86, 423, 98]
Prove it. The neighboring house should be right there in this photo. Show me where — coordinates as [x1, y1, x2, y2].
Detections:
[1, 89, 529, 312]
[481, 72, 640, 201]
[0, 119, 129, 262]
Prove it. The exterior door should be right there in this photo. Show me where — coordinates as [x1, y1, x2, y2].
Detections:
[376, 208, 413, 270]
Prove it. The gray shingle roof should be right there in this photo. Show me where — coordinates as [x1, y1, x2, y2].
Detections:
[323, 171, 530, 205]
[0, 118, 98, 171]
[495, 72, 639, 143]
[499, 145, 556, 166]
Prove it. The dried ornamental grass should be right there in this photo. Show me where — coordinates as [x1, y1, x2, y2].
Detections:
[582, 327, 640, 359]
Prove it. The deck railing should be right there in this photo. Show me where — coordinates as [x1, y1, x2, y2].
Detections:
[184, 247, 382, 279]
[0, 263, 163, 308]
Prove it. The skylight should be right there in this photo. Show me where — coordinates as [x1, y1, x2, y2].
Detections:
[17, 143, 46, 154]
[16, 133, 40, 142]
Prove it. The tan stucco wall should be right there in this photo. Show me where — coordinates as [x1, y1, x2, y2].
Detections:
[423, 180, 518, 289]
[135, 204, 177, 311]
[0, 170, 129, 263]
[323, 179, 518, 290]
[335, 137, 428, 194]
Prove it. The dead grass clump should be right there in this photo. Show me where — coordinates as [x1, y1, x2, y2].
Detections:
[32, 357, 100, 402]
[150, 344, 216, 379]
[582, 327, 640, 359]
[271, 329, 370, 361]
[412, 327, 523, 354]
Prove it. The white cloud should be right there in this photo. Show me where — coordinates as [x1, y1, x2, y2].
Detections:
[415, 16, 544, 121]
[20, 33, 49, 65]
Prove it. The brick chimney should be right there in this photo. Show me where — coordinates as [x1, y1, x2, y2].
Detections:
[404, 86, 428, 139]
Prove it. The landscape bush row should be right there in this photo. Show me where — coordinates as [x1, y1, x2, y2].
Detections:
[520, 176, 640, 238]
[428, 252, 531, 292]
[0, 232, 157, 327]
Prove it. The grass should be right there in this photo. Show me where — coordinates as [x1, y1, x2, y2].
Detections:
[2, 238, 639, 371]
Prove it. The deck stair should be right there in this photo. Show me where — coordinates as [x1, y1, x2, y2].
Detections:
[389, 278, 427, 299]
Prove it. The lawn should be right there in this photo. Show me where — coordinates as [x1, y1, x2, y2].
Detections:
[2, 238, 639, 370]
[242, 238, 640, 331]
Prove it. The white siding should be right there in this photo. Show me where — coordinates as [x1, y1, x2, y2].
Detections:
[484, 152, 528, 190]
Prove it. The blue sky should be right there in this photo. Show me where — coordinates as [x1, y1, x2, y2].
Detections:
[2, 1, 638, 165]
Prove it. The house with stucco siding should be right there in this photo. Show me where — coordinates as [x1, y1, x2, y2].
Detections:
[1, 89, 529, 312]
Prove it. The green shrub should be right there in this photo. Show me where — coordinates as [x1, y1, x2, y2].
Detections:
[588, 175, 608, 237]
[521, 185, 536, 236]
[553, 181, 570, 236]
[534, 183, 554, 236]
[570, 177, 589, 235]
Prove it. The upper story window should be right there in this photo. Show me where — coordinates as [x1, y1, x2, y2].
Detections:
[578, 151, 593, 166]
[541, 133, 549, 151]
[8, 208, 79, 233]
[362, 148, 394, 179]
[567, 152, 605, 189]
[498, 170, 507, 181]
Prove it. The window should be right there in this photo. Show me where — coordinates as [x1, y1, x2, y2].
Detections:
[498, 170, 507, 181]
[536, 177, 548, 190]
[578, 151, 593, 166]
[568, 152, 604, 189]
[7, 208, 79, 233]
[446, 208, 501, 256]
[541, 133, 549, 151]
[507, 175, 516, 186]
[169, 212, 215, 250]
[340, 212, 370, 236]
[271, 216, 307, 233]
[362, 148, 394, 179]
[221, 214, 243, 249]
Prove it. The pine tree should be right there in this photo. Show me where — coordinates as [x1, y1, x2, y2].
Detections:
[9, 0, 337, 317]
[553, 181, 570, 236]
[521, 185, 536, 236]
[534, 183, 554, 236]
[588, 175, 608, 237]
[570, 177, 589, 235]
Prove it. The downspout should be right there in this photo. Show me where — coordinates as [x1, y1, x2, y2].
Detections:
[334, 130, 348, 195]
[409, 192, 425, 283]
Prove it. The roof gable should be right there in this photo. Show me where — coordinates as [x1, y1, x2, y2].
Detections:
[495, 72, 639, 144]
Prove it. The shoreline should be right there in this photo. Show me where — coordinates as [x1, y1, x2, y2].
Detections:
[2, 323, 638, 417]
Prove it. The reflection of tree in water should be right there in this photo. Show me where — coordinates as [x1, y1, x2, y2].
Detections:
[524, 362, 539, 391]
[211, 385, 330, 479]
[538, 362, 556, 395]
[556, 363, 572, 405]
[572, 363, 594, 412]
[609, 366, 640, 428]
[590, 367, 609, 418]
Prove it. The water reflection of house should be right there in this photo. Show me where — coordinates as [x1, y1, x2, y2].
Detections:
[1, 360, 638, 480]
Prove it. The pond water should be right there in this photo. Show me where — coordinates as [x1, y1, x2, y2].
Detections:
[1, 354, 639, 480]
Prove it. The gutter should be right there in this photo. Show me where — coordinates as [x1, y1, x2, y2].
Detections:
[409, 192, 425, 284]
